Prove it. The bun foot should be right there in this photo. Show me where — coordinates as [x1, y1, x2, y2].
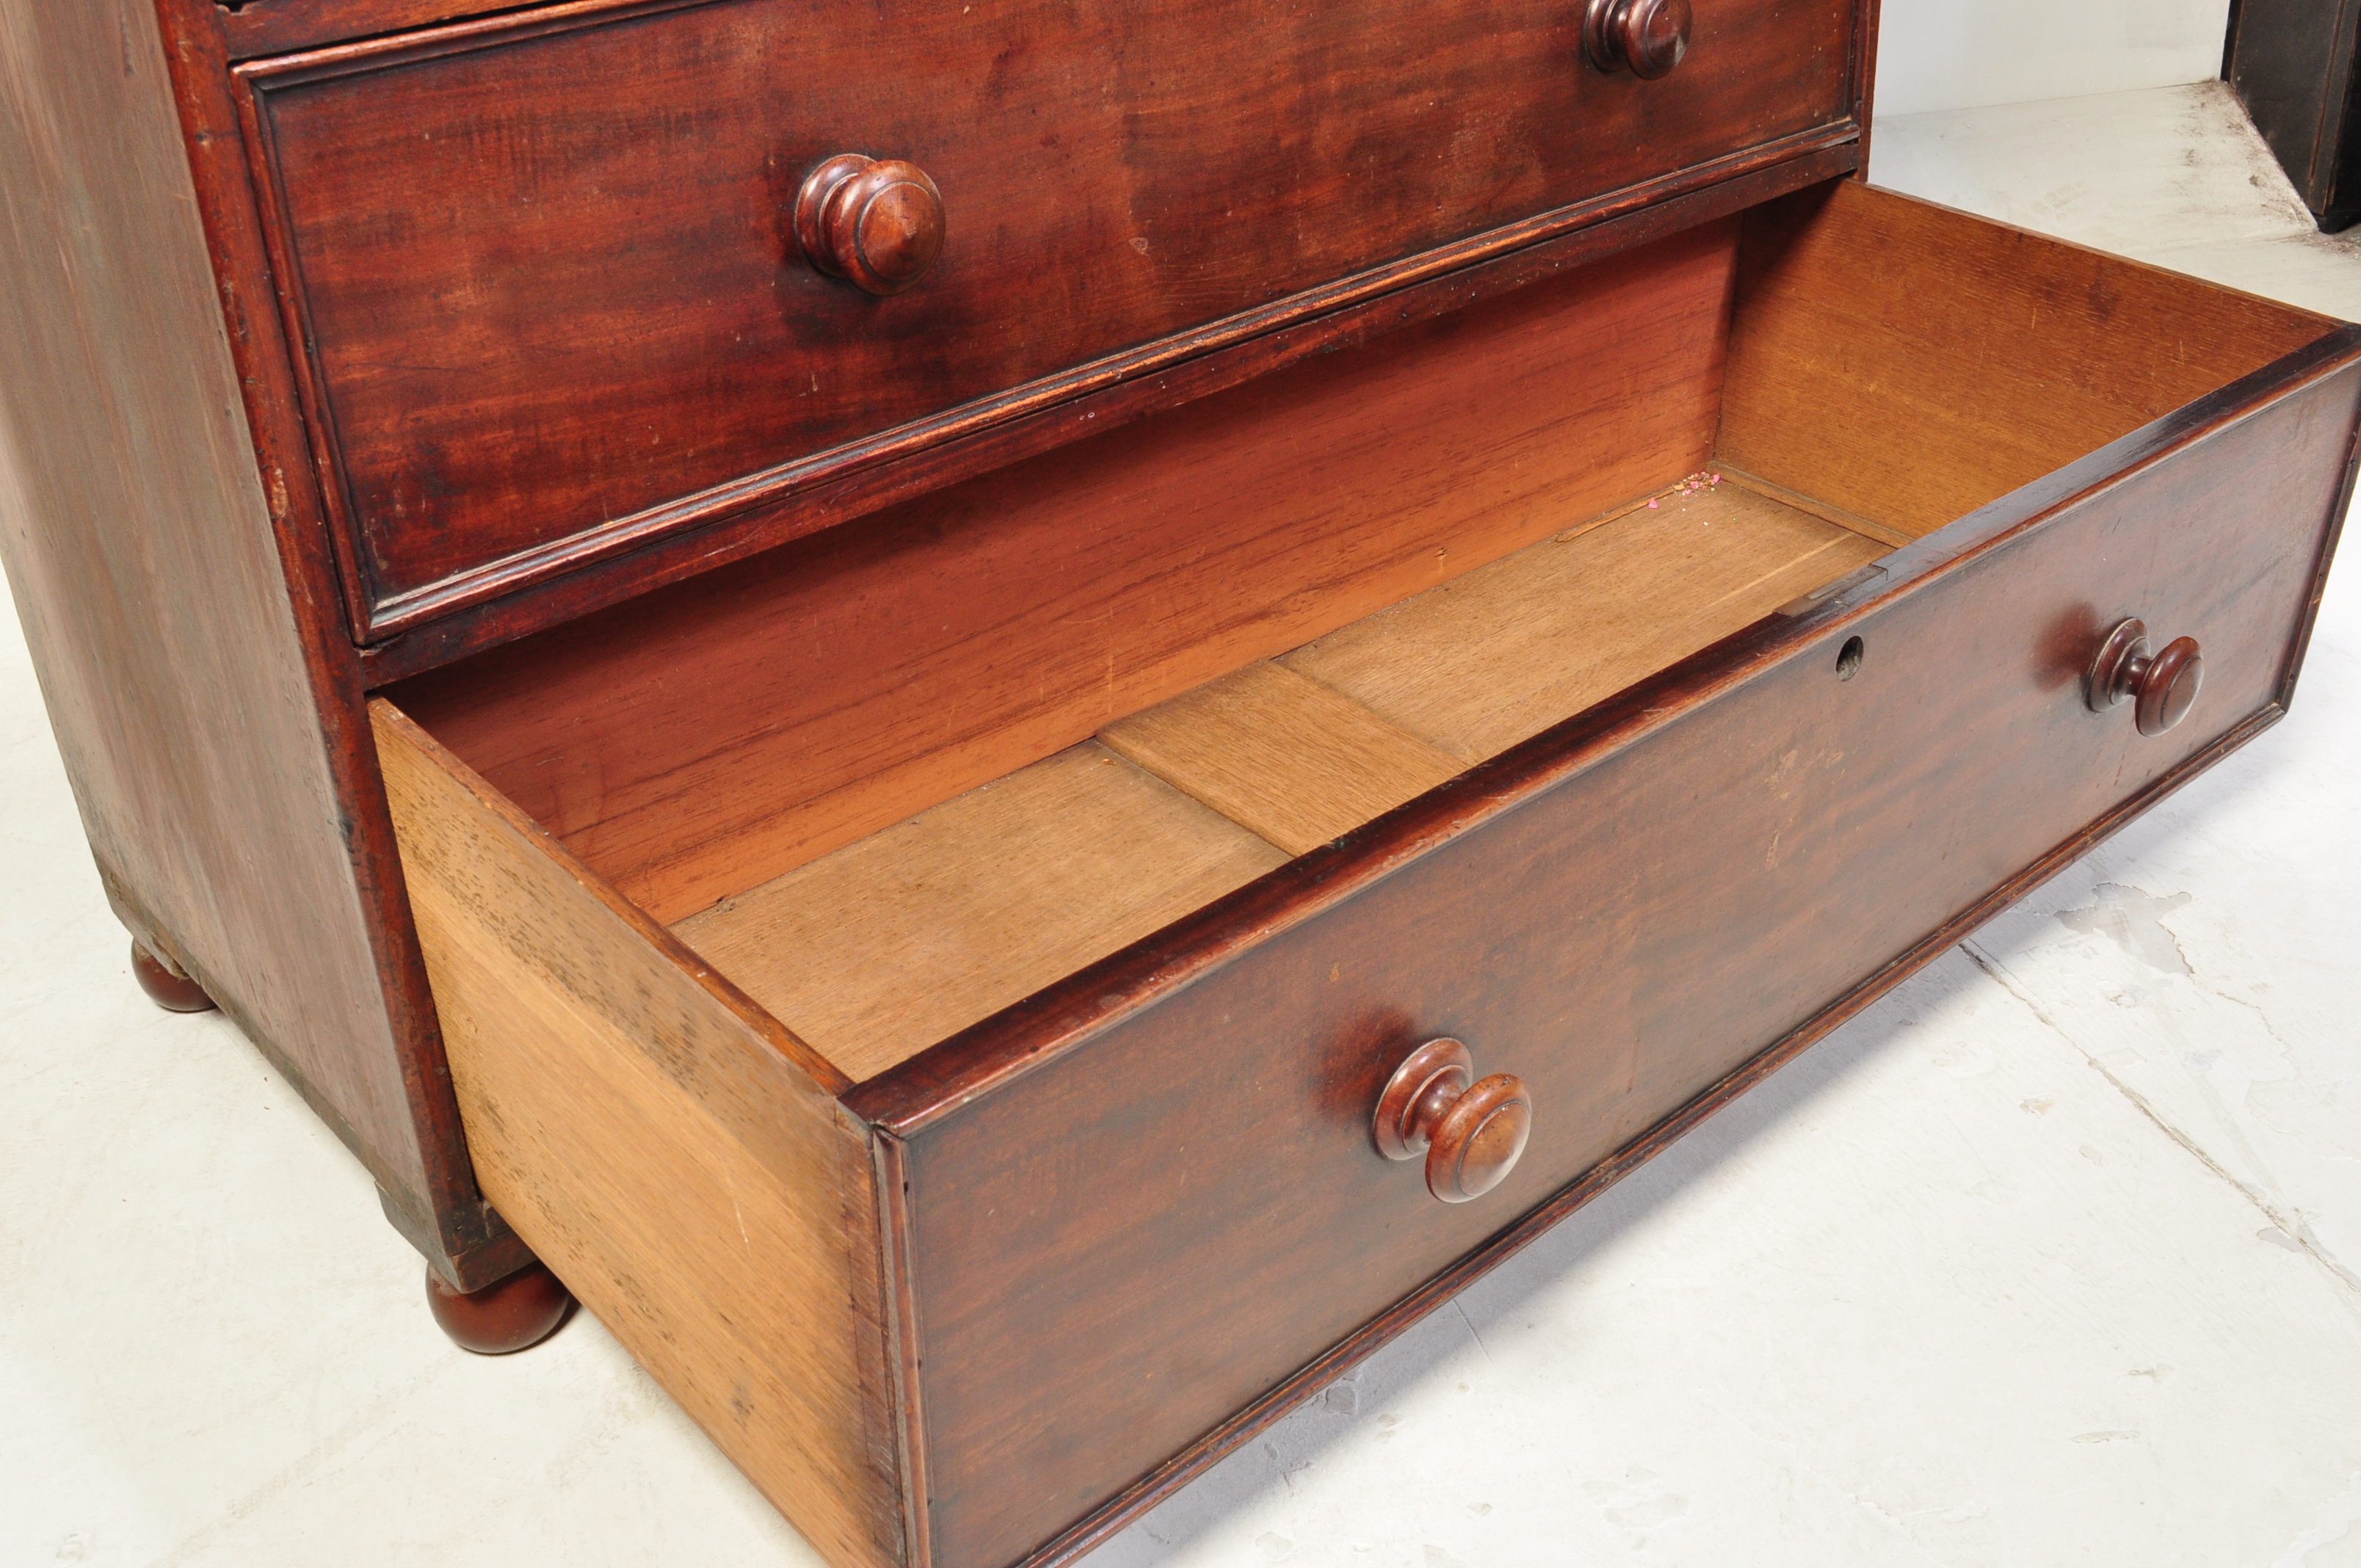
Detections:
[131, 939, 215, 1013]
[426, 1260, 575, 1354]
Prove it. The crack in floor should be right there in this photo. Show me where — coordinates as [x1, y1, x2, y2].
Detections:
[139, 1357, 458, 1568]
[1957, 940, 2361, 1302]
[1451, 1299, 1495, 1367]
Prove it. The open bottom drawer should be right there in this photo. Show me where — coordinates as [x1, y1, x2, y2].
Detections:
[373, 181, 2361, 1568]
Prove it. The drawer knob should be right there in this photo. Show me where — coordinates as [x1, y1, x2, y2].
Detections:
[1583, 0, 1693, 80]
[794, 153, 946, 295]
[1374, 1038, 1533, 1204]
[2086, 617, 2204, 736]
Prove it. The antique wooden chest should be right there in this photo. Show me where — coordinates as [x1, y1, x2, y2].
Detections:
[3, 1, 2355, 1564]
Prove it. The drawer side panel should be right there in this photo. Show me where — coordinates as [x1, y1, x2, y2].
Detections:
[892, 358, 2361, 1568]
[371, 702, 905, 1568]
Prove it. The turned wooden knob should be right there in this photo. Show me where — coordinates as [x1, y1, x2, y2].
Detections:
[1374, 1038, 1533, 1204]
[794, 153, 945, 295]
[1584, 0, 1693, 79]
[2086, 617, 2204, 736]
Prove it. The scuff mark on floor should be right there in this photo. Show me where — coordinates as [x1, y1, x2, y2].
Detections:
[2053, 882, 2195, 976]
[142, 1358, 460, 1568]
[2264, 1469, 2361, 1568]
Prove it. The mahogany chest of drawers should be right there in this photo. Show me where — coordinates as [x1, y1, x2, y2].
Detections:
[4, 1, 2356, 1565]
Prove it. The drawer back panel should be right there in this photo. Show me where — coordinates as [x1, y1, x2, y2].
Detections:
[1719, 180, 2335, 534]
[240, 0, 1852, 622]
[391, 220, 1740, 925]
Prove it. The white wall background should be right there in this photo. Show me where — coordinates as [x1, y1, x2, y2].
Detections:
[1874, 0, 2233, 116]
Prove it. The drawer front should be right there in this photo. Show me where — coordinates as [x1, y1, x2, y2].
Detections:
[877, 356, 2360, 1568]
[239, 0, 1857, 628]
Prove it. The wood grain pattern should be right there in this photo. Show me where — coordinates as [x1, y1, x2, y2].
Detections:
[352, 137, 1861, 680]
[1716, 463, 1914, 546]
[1718, 178, 2335, 537]
[1009, 712, 2293, 1568]
[371, 702, 904, 1568]
[391, 221, 1739, 925]
[1285, 481, 1887, 762]
[874, 345, 2361, 1568]
[233, 0, 1852, 623]
[672, 743, 1285, 1084]
[1849, 0, 1879, 181]
[667, 473, 1886, 1082]
[1098, 664, 1465, 857]
[30, 19, 2359, 1568]
[218, 0, 526, 59]
[0, 0, 529, 1284]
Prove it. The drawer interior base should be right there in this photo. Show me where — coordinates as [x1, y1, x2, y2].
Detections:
[672, 476, 1885, 1079]
[388, 176, 2332, 1091]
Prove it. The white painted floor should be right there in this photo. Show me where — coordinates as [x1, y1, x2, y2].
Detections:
[7, 79, 2360, 1568]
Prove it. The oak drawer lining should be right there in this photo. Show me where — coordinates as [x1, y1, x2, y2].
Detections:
[672, 477, 1881, 1082]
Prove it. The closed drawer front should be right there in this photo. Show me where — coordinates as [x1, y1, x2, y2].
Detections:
[239, 0, 1859, 633]
[376, 184, 2357, 1568]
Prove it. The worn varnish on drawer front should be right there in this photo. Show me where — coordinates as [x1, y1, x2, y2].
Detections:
[233, 0, 1858, 636]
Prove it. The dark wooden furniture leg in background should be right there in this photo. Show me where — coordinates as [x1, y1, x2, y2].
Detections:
[2227, 0, 2361, 231]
